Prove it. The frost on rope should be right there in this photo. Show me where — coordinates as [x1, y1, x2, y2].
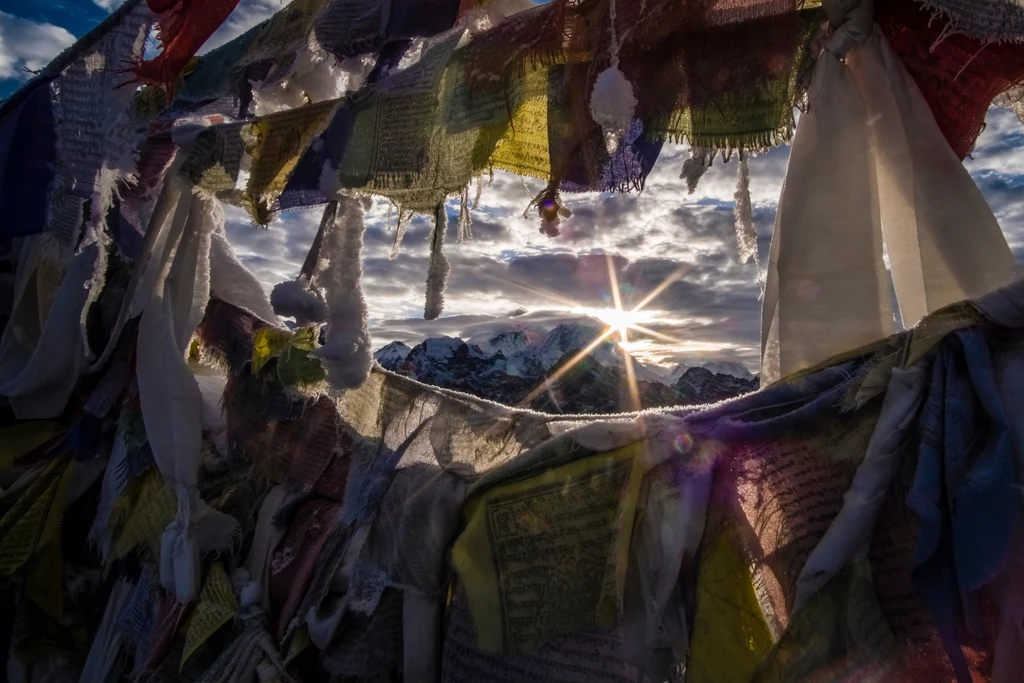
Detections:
[734, 154, 757, 265]
[680, 147, 715, 194]
[390, 209, 410, 260]
[456, 185, 473, 242]
[424, 203, 451, 320]
[312, 195, 373, 390]
[734, 154, 765, 292]
[77, 172, 116, 361]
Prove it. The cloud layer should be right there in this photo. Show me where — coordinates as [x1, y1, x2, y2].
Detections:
[225, 106, 1024, 370]
[0, 11, 75, 81]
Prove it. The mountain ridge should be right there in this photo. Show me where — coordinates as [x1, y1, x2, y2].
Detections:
[374, 323, 759, 414]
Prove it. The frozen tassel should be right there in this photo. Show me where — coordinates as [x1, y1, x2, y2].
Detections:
[472, 175, 484, 210]
[271, 206, 330, 325]
[78, 104, 138, 360]
[78, 189, 114, 361]
[680, 147, 715, 194]
[425, 203, 451, 320]
[589, 0, 635, 154]
[390, 209, 410, 260]
[311, 194, 373, 390]
[270, 278, 327, 325]
[734, 153, 756, 265]
[456, 185, 473, 243]
[734, 153, 765, 292]
[589, 63, 637, 154]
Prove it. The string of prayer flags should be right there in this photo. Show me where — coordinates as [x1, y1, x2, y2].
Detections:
[180, 99, 338, 223]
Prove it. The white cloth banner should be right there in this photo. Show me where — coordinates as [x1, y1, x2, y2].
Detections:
[761, 0, 1014, 383]
[135, 178, 237, 603]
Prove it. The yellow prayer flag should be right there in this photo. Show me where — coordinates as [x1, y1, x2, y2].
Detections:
[488, 86, 550, 180]
[181, 562, 238, 668]
[0, 421, 63, 468]
[243, 100, 337, 224]
[285, 624, 311, 664]
[686, 519, 774, 683]
[0, 455, 73, 578]
[110, 467, 176, 561]
[452, 442, 644, 653]
[251, 327, 294, 375]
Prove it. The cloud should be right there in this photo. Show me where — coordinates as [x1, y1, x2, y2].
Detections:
[0, 12, 75, 81]
[224, 105, 1024, 371]
[91, 0, 122, 10]
[1, 0, 1018, 370]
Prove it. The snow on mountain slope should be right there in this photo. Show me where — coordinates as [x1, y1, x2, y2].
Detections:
[374, 341, 411, 370]
[667, 363, 691, 384]
[701, 361, 754, 381]
[528, 323, 605, 370]
[653, 360, 753, 385]
[475, 330, 533, 359]
[372, 320, 758, 413]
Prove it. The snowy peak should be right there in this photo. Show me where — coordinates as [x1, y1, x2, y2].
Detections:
[659, 363, 691, 385]
[672, 366, 758, 404]
[701, 361, 754, 381]
[477, 330, 532, 359]
[374, 341, 411, 370]
[422, 337, 466, 360]
[656, 361, 752, 385]
[396, 336, 491, 387]
[531, 322, 606, 370]
[375, 327, 757, 414]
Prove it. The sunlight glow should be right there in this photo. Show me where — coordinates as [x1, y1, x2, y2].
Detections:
[573, 306, 656, 341]
[519, 256, 694, 411]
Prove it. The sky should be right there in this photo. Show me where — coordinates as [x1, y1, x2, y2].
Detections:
[2, 0, 1023, 371]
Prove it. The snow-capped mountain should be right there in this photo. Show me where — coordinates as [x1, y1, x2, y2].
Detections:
[657, 360, 754, 385]
[374, 323, 759, 414]
[375, 341, 412, 368]
[473, 330, 533, 359]
[660, 363, 691, 385]
[700, 361, 754, 381]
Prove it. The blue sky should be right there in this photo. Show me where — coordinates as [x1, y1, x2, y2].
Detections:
[2, 0, 1023, 370]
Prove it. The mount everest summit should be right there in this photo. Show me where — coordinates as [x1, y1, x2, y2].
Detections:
[374, 322, 758, 414]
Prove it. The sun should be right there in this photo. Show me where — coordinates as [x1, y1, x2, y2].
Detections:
[517, 257, 692, 412]
[594, 307, 640, 332]
[576, 307, 653, 343]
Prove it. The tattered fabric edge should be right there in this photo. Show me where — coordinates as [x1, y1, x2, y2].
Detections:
[913, 0, 1024, 46]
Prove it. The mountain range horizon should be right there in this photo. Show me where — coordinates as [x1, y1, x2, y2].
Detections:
[373, 320, 759, 414]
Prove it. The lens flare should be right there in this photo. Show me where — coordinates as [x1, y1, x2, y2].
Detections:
[674, 432, 695, 454]
[518, 256, 693, 411]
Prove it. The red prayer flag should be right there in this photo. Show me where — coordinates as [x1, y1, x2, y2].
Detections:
[132, 0, 241, 89]
[878, 0, 1024, 159]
